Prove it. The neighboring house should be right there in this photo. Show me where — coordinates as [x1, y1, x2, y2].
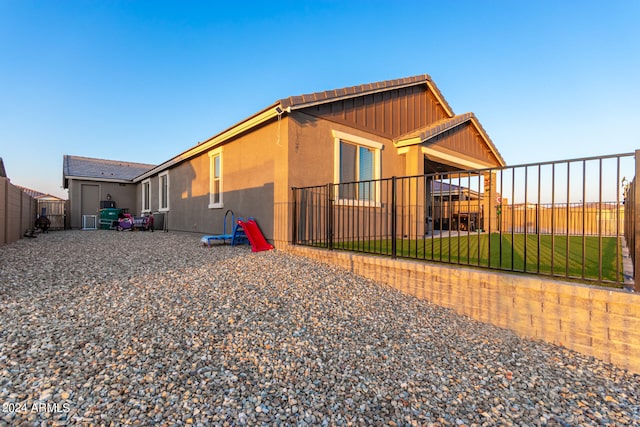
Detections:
[430, 180, 486, 231]
[16, 186, 67, 230]
[63, 74, 506, 244]
[63, 156, 155, 229]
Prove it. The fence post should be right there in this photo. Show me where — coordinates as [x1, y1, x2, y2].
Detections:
[327, 183, 333, 250]
[291, 187, 297, 245]
[391, 176, 397, 258]
[635, 150, 640, 291]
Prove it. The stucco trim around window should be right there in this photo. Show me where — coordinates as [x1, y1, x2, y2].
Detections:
[159, 171, 169, 212]
[208, 148, 223, 209]
[332, 130, 383, 205]
[141, 178, 151, 213]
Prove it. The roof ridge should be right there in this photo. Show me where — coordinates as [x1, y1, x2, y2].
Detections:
[65, 154, 156, 168]
[421, 112, 475, 139]
[279, 74, 433, 109]
[15, 185, 63, 200]
[394, 113, 475, 142]
[63, 155, 157, 186]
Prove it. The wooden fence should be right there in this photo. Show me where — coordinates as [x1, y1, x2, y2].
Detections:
[499, 202, 623, 236]
[36, 199, 67, 230]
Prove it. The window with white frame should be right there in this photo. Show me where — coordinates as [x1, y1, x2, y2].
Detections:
[159, 172, 169, 211]
[209, 148, 223, 208]
[142, 179, 151, 212]
[332, 130, 382, 203]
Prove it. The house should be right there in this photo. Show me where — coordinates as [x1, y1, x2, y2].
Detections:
[429, 180, 486, 231]
[63, 156, 155, 229]
[16, 186, 67, 230]
[63, 74, 506, 244]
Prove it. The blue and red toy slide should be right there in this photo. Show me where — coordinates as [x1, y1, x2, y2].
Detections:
[236, 218, 274, 252]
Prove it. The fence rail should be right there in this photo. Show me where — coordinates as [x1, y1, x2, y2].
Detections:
[293, 152, 637, 287]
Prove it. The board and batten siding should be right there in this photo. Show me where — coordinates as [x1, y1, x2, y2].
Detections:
[306, 85, 449, 139]
[428, 122, 502, 167]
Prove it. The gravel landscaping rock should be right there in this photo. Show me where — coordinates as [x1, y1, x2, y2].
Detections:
[1, 230, 638, 426]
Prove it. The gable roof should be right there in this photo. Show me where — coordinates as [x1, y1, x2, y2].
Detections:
[279, 74, 454, 116]
[136, 74, 456, 181]
[64, 155, 155, 187]
[0, 157, 6, 178]
[394, 112, 506, 167]
[16, 185, 65, 201]
[431, 180, 480, 197]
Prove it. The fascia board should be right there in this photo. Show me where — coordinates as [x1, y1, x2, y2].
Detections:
[425, 81, 454, 117]
[134, 106, 280, 182]
[422, 146, 496, 171]
[394, 137, 423, 149]
[287, 82, 430, 111]
[469, 117, 506, 167]
[65, 175, 133, 184]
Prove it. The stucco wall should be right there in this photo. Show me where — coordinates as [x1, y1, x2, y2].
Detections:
[286, 111, 406, 189]
[161, 121, 278, 238]
[285, 245, 640, 374]
[67, 179, 138, 228]
[282, 112, 411, 245]
[132, 111, 414, 244]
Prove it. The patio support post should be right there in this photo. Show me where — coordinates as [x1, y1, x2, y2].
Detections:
[404, 146, 425, 237]
[484, 170, 499, 233]
[291, 187, 297, 245]
[327, 183, 333, 251]
[482, 172, 491, 232]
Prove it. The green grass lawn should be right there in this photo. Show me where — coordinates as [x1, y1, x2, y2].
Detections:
[335, 233, 623, 283]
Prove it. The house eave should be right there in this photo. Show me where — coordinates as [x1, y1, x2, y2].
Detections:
[422, 146, 497, 171]
[469, 116, 506, 167]
[283, 80, 454, 117]
[133, 74, 460, 182]
[134, 103, 282, 182]
[64, 175, 134, 185]
[394, 115, 506, 168]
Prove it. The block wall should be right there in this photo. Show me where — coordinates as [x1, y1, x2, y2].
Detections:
[285, 245, 640, 374]
[1, 177, 37, 246]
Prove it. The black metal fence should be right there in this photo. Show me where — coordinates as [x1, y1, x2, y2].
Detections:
[292, 152, 636, 287]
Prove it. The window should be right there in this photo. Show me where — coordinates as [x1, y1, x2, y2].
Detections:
[159, 172, 169, 211]
[142, 179, 151, 212]
[209, 148, 223, 208]
[333, 130, 382, 203]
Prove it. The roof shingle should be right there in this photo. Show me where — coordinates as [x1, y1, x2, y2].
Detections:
[16, 185, 64, 200]
[63, 155, 155, 182]
[396, 113, 477, 142]
[278, 74, 452, 113]
[394, 113, 506, 167]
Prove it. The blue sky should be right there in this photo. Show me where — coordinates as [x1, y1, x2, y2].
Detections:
[1, 1, 638, 199]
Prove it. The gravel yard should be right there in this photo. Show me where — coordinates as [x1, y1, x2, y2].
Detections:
[1, 230, 638, 426]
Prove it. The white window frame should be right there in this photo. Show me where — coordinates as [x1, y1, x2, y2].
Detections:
[208, 148, 224, 209]
[332, 130, 383, 206]
[141, 179, 151, 213]
[159, 171, 170, 212]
